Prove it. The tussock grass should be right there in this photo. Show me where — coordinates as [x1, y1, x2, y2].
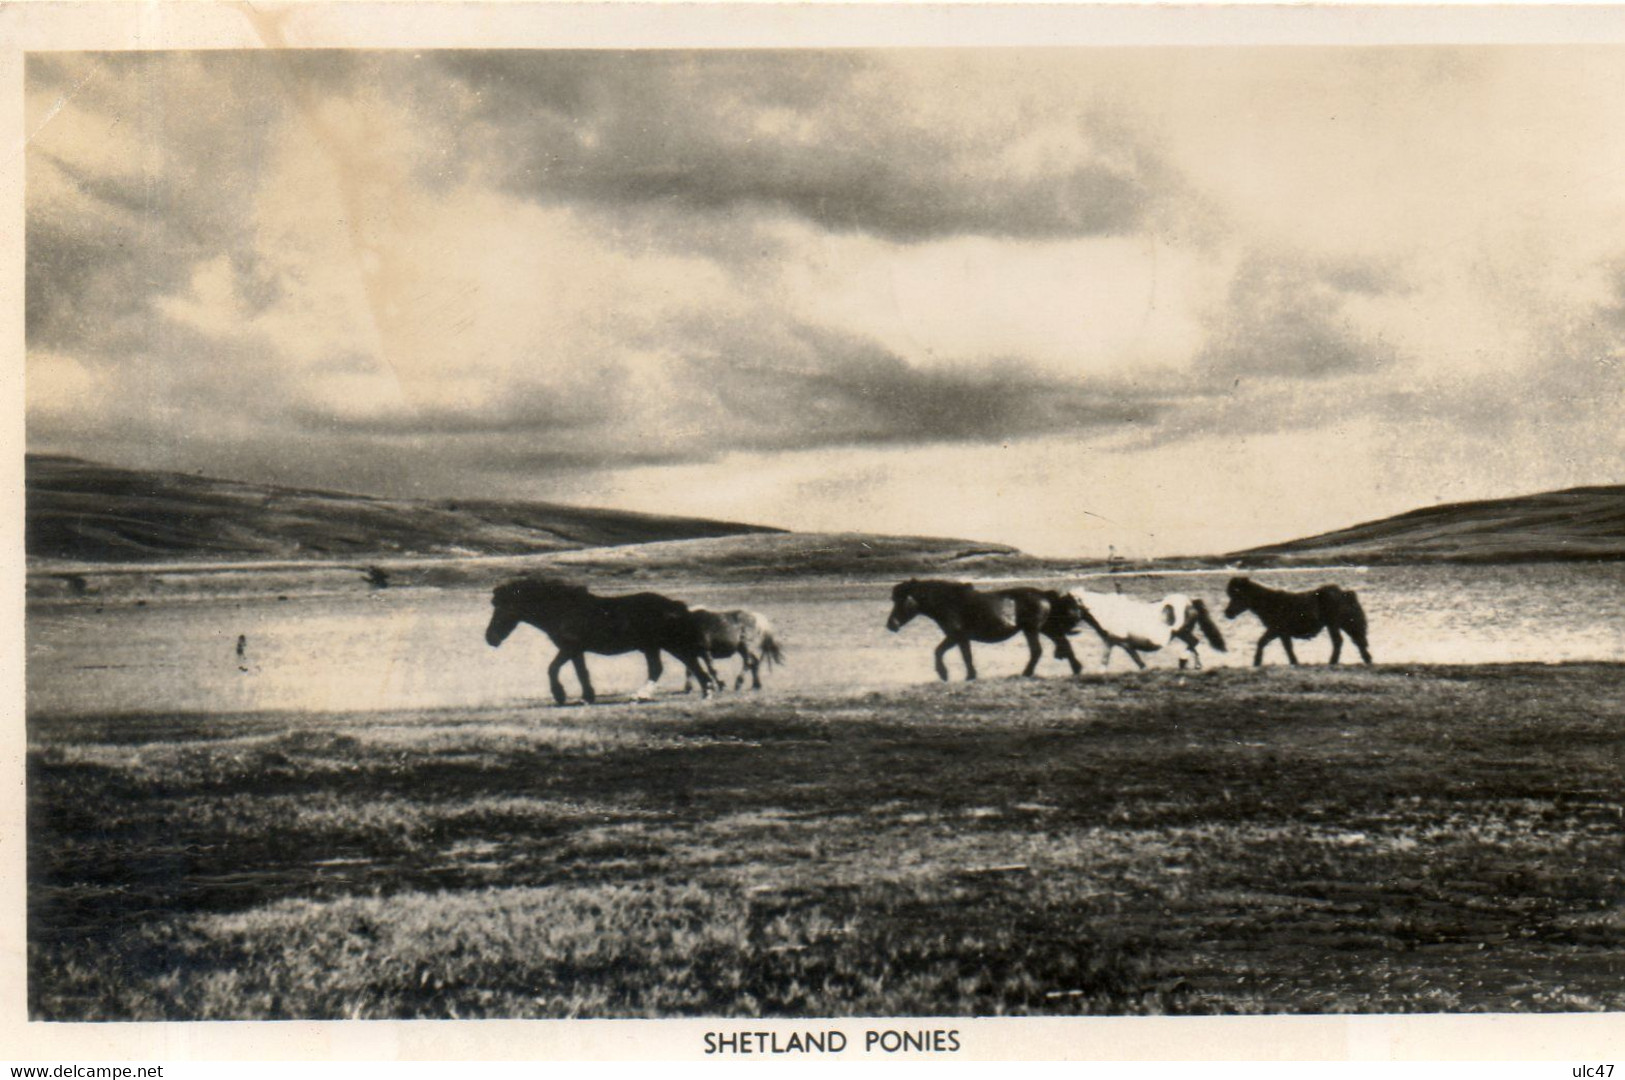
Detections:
[28, 664, 1625, 1018]
[35, 879, 1160, 1019]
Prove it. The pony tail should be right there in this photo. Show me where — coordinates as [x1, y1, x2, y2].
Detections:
[759, 633, 786, 668]
[1192, 598, 1227, 652]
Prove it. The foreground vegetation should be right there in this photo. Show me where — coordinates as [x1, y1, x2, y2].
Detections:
[28, 664, 1625, 1018]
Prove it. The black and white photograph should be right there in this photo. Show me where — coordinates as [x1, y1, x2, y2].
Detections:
[10, 0, 1625, 1057]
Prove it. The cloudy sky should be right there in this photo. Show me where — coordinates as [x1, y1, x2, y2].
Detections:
[24, 47, 1625, 556]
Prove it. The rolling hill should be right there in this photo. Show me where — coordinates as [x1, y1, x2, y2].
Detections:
[1232, 485, 1625, 564]
[25, 455, 783, 565]
[31, 454, 1620, 582]
[508, 530, 1037, 582]
[24, 455, 1046, 599]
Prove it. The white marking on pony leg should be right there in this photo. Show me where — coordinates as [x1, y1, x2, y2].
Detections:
[631, 680, 659, 701]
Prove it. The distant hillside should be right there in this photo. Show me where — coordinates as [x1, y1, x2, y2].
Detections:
[1232, 485, 1625, 564]
[288, 531, 1045, 593]
[520, 531, 1042, 581]
[26, 455, 782, 564]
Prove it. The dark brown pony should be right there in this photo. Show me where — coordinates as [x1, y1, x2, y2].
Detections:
[1223, 576, 1372, 667]
[886, 578, 1084, 681]
[485, 577, 715, 704]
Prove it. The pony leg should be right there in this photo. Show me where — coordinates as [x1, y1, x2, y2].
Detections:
[1327, 626, 1344, 665]
[933, 638, 955, 681]
[680, 650, 715, 699]
[1280, 637, 1300, 666]
[1125, 646, 1147, 671]
[1021, 629, 1042, 677]
[1351, 629, 1373, 665]
[570, 654, 597, 704]
[1051, 634, 1082, 675]
[547, 652, 572, 705]
[633, 649, 664, 701]
[957, 638, 977, 681]
[1101, 642, 1114, 668]
[1253, 633, 1275, 667]
[740, 648, 761, 691]
[1175, 629, 1201, 670]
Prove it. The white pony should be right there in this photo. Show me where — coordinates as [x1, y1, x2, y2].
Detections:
[682, 607, 786, 692]
[1069, 590, 1227, 670]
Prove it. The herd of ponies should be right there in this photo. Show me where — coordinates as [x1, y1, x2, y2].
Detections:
[486, 574, 1373, 706]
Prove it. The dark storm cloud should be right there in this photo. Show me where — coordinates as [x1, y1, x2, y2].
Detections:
[1316, 254, 1406, 297]
[435, 51, 1176, 242]
[28, 159, 287, 352]
[281, 312, 1164, 469]
[24, 214, 106, 347]
[1596, 263, 1625, 335]
[21, 50, 1238, 478]
[1194, 252, 1398, 383]
[372, 437, 705, 474]
[27, 313, 306, 457]
[27, 49, 1364, 487]
[693, 323, 1162, 451]
[26, 53, 289, 353]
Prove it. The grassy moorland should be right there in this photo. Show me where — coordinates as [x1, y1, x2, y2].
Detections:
[1234, 484, 1625, 564]
[26, 454, 780, 565]
[27, 664, 1625, 1019]
[26, 454, 1052, 602]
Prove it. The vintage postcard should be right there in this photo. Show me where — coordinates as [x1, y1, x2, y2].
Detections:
[6, 1, 1624, 1066]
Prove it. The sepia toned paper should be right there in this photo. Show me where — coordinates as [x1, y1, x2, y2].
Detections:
[6, 1, 1625, 1066]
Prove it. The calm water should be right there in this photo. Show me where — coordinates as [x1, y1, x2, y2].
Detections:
[25, 564, 1625, 717]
